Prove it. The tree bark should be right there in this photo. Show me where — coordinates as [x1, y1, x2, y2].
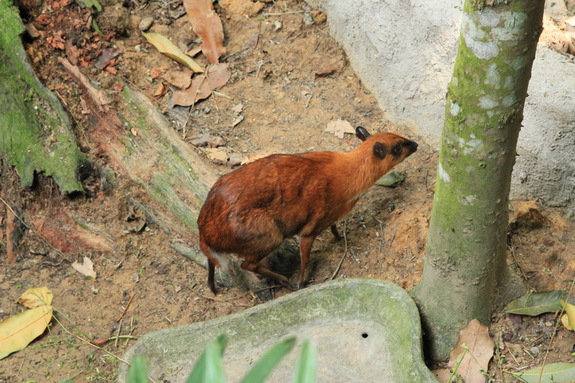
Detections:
[0, 0, 84, 193]
[413, 0, 544, 362]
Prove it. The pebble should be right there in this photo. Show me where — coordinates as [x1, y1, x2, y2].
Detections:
[227, 154, 246, 168]
[139, 17, 154, 32]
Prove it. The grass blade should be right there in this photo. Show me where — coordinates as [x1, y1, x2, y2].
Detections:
[127, 355, 148, 383]
[186, 334, 228, 383]
[292, 339, 316, 383]
[240, 337, 296, 383]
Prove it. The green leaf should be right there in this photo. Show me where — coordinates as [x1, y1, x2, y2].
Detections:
[186, 335, 228, 383]
[375, 171, 406, 187]
[506, 290, 569, 316]
[292, 339, 316, 383]
[127, 355, 148, 383]
[511, 362, 575, 383]
[241, 337, 296, 383]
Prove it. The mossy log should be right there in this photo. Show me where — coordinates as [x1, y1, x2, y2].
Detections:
[0, 0, 84, 194]
[0, 0, 291, 294]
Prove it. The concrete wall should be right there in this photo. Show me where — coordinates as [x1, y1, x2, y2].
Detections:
[306, 0, 574, 210]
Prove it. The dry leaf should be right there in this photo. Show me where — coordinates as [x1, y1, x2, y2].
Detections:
[152, 82, 167, 98]
[432, 369, 453, 383]
[448, 319, 494, 383]
[142, 32, 203, 73]
[184, 0, 226, 64]
[72, 256, 97, 279]
[0, 288, 53, 359]
[325, 119, 355, 139]
[94, 47, 122, 70]
[164, 69, 193, 89]
[17, 287, 53, 308]
[171, 63, 231, 106]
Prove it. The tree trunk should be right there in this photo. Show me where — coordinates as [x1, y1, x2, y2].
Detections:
[0, 0, 84, 193]
[413, 0, 544, 362]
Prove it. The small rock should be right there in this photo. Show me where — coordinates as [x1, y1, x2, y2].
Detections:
[139, 17, 154, 32]
[529, 346, 539, 357]
[208, 136, 225, 148]
[190, 134, 225, 148]
[303, 13, 314, 26]
[273, 20, 282, 31]
[189, 134, 211, 147]
[227, 154, 247, 168]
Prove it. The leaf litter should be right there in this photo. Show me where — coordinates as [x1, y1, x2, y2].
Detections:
[0, 288, 54, 359]
[171, 63, 232, 106]
[447, 319, 494, 383]
[183, 0, 226, 65]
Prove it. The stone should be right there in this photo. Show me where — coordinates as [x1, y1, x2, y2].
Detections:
[138, 17, 154, 32]
[118, 279, 437, 383]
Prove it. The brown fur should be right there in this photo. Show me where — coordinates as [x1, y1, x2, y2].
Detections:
[198, 127, 418, 293]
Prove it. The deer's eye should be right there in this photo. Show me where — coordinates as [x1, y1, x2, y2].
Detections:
[392, 142, 403, 156]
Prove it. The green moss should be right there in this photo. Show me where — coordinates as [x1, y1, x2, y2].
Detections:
[148, 173, 199, 232]
[0, 0, 84, 193]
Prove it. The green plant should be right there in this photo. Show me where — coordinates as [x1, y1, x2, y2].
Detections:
[126, 335, 316, 383]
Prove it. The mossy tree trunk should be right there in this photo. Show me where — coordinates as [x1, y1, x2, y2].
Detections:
[0, 0, 84, 193]
[413, 0, 544, 362]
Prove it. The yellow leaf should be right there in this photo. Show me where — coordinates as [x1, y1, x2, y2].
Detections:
[17, 287, 53, 308]
[561, 314, 572, 330]
[561, 301, 575, 331]
[143, 33, 204, 73]
[0, 305, 53, 359]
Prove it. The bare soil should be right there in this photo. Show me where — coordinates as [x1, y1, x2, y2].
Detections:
[1, 0, 574, 382]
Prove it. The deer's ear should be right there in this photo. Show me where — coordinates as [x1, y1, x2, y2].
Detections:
[356, 126, 371, 141]
[373, 142, 387, 159]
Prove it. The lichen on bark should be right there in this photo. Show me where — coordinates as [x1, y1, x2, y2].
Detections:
[413, 0, 544, 362]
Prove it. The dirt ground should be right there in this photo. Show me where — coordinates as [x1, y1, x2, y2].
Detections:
[1, 0, 575, 382]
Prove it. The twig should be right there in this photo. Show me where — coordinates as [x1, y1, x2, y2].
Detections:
[52, 310, 157, 383]
[331, 221, 348, 280]
[114, 319, 122, 349]
[52, 316, 129, 364]
[118, 292, 135, 322]
[125, 317, 136, 347]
